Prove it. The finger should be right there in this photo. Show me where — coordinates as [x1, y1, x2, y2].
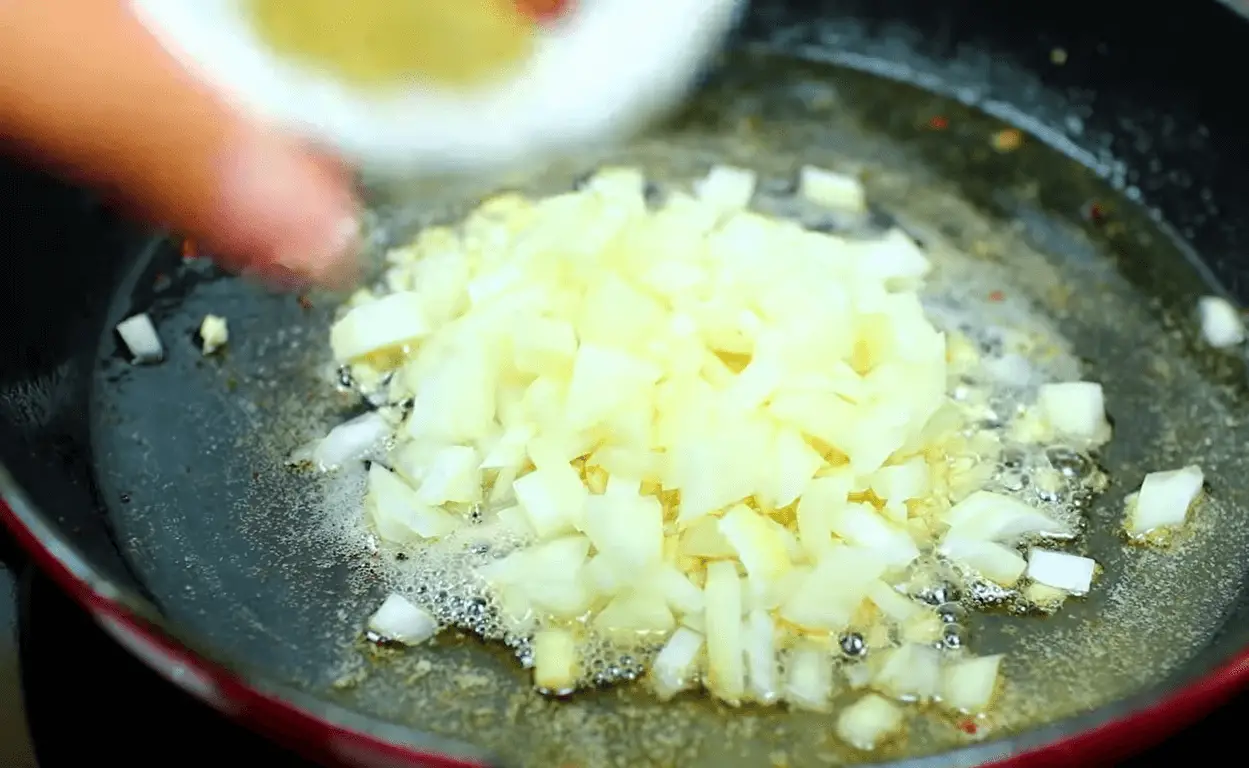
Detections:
[0, 0, 361, 288]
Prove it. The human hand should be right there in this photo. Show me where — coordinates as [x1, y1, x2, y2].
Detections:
[0, 0, 362, 290]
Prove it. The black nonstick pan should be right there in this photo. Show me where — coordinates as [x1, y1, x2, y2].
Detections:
[5, 1, 1249, 766]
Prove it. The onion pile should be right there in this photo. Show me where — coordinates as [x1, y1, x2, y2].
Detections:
[326, 164, 1124, 748]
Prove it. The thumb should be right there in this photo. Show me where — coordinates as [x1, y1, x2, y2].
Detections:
[0, 0, 361, 289]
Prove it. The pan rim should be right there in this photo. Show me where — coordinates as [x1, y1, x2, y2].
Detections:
[3, 441, 1249, 765]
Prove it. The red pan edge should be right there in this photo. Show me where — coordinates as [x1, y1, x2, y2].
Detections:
[4, 497, 1248, 767]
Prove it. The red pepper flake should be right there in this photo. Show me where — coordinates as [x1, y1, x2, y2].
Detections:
[297, 294, 314, 311]
[926, 115, 949, 131]
[181, 238, 198, 260]
[988, 290, 1005, 302]
[960, 720, 979, 735]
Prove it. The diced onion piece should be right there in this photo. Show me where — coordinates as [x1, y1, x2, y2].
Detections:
[117, 313, 164, 364]
[583, 554, 626, 596]
[199, 314, 228, 355]
[594, 590, 674, 636]
[719, 504, 792, 592]
[1198, 296, 1245, 348]
[650, 564, 705, 615]
[843, 662, 874, 690]
[313, 413, 392, 471]
[941, 654, 1003, 714]
[650, 627, 705, 701]
[850, 229, 931, 288]
[836, 693, 904, 751]
[480, 424, 536, 471]
[367, 593, 439, 645]
[1025, 549, 1096, 595]
[532, 629, 579, 694]
[513, 464, 589, 540]
[744, 609, 780, 705]
[796, 473, 853, 560]
[870, 457, 929, 505]
[866, 581, 922, 622]
[679, 516, 736, 559]
[366, 464, 462, 543]
[779, 546, 887, 632]
[799, 165, 867, 213]
[414, 446, 482, 505]
[583, 492, 664, 573]
[829, 503, 920, 568]
[1126, 465, 1204, 536]
[784, 644, 833, 712]
[330, 291, 430, 362]
[695, 165, 757, 212]
[704, 561, 746, 703]
[495, 504, 535, 538]
[938, 536, 1027, 587]
[944, 490, 1072, 543]
[872, 643, 941, 702]
[1037, 382, 1109, 442]
[765, 428, 827, 509]
[564, 344, 661, 431]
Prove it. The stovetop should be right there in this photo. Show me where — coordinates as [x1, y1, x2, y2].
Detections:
[0, 528, 1241, 767]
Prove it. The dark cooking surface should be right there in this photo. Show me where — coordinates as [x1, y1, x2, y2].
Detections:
[0, 533, 1245, 768]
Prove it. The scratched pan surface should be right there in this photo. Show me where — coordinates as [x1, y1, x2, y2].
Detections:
[6, 1, 1249, 767]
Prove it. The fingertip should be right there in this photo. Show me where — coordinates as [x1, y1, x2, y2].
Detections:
[212, 133, 363, 290]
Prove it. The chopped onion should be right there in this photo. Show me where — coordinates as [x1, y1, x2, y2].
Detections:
[414, 446, 482, 505]
[828, 503, 920, 568]
[650, 627, 704, 701]
[872, 644, 941, 702]
[938, 535, 1027, 587]
[784, 644, 833, 712]
[594, 590, 674, 636]
[719, 504, 792, 592]
[743, 609, 780, 704]
[1036, 382, 1109, 442]
[695, 164, 757, 213]
[198, 314, 229, 355]
[1126, 465, 1204, 536]
[583, 491, 664, 573]
[944, 490, 1072, 543]
[798, 165, 867, 213]
[679, 517, 737, 559]
[704, 560, 746, 703]
[367, 593, 439, 645]
[867, 581, 923, 622]
[941, 654, 1003, 714]
[330, 291, 430, 363]
[366, 464, 462, 544]
[512, 464, 589, 539]
[116, 313, 164, 364]
[325, 164, 1121, 713]
[836, 693, 904, 751]
[532, 629, 579, 694]
[1198, 296, 1245, 348]
[1025, 549, 1096, 595]
[314, 413, 391, 471]
[779, 546, 886, 632]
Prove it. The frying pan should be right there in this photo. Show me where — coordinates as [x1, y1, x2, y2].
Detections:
[4, 1, 1249, 766]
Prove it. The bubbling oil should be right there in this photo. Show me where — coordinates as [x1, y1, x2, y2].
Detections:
[321, 173, 1111, 701]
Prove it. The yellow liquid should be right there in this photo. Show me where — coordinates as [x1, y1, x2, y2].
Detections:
[245, 0, 537, 89]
